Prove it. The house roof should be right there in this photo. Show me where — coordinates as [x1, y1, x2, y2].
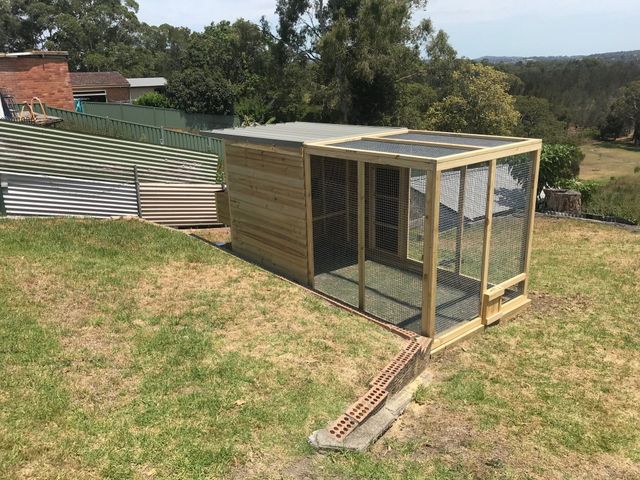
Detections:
[127, 77, 167, 88]
[0, 50, 69, 59]
[411, 163, 525, 220]
[70, 71, 129, 88]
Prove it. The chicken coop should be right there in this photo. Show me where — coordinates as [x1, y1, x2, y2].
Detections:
[208, 122, 542, 351]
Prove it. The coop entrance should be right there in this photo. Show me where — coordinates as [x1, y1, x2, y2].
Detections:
[310, 156, 423, 332]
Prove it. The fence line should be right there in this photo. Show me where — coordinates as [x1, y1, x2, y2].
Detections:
[36, 105, 224, 155]
[0, 120, 222, 225]
[82, 102, 238, 131]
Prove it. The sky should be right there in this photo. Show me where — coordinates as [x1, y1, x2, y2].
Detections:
[136, 0, 640, 58]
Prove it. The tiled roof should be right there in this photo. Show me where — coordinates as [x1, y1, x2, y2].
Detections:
[70, 71, 129, 88]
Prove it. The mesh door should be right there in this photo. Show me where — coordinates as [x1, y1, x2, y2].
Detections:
[362, 165, 424, 332]
[434, 164, 489, 334]
[488, 154, 533, 299]
[311, 156, 359, 307]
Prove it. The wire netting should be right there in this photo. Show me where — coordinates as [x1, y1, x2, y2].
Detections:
[488, 154, 533, 299]
[311, 156, 359, 307]
[333, 139, 469, 158]
[310, 153, 532, 336]
[434, 163, 489, 334]
[362, 165, 424, 332]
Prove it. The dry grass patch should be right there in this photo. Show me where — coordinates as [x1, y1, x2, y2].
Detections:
[0, 217, 403, 479]
[580, 142, 640, 180]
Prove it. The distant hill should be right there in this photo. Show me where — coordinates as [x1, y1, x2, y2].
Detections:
[479, 50, 640, 64]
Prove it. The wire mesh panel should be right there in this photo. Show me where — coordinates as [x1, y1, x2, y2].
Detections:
[488, 154, 534, 299]
[434, 163, 489, 334]
[311, 156, 359, 307]
[363, 164, 423, 333]
[408, 169, 427, 262]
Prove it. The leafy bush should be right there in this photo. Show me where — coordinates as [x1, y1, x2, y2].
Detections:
[582, 174, 640, 224]
[538, 144, 584, 193]
[556, 178, 600, 203]
[133, 92, 173, 108]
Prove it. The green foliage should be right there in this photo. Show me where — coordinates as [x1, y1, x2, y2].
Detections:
[168, 69, 235, 114]
[599, 113, 627, 140]
[538, 144, 584, 192]
[514, 95, 567, 142]
[425, 62, 520, 135]
[582, 174, 640, 224]
[605, 80, 640, 145]
[132, 91, 172, 108]
[500, 58, 640, 128]
[276, 0, 432, 123]
[556, 178, 600, 203]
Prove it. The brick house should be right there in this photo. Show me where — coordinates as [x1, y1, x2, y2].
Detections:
[0, 51, 74, 110]
[70, 71, 130, 103]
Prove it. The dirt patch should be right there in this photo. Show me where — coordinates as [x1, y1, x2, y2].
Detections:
[186, 226, 231, 244]
[377, 397, 640, 480]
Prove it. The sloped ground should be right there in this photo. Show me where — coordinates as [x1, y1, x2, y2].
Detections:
[2, 217, 639, 480]
[311, 218, 640, 479]
[0, 218, 403, 479]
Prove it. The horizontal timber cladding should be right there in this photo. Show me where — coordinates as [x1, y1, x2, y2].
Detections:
[138, 183, 222, 227]
[224, 142, 309, 283]
[2, 172, 138, 217]
[0, 120, 218, 184]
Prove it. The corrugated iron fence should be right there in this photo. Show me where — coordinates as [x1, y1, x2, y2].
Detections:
[0, 121, 223, 226]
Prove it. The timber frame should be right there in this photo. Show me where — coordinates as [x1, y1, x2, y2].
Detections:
[210, 123, 542, 352]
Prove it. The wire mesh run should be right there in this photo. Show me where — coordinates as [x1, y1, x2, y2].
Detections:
[488, 154, 533, 298]
[363, 165, 424, 332]
[311, 156, 359, 307]
[434, 163, 489, 334]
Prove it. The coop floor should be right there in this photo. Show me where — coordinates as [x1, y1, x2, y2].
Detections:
[313, 250, 480, 335]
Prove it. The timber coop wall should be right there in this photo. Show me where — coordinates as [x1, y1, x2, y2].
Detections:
[207, 122, 542, 352]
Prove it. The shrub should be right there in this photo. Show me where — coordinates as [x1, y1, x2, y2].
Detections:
[133, 92, 173, 108]
[538, 144, 584, 193]
[556, 178, 600, 203]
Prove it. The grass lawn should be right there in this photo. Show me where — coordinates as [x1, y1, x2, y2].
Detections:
[580, 142, 640, 181]
[1, 216, 639, 479]
[0, 218, 403, 479]
[319, 217, 640, 479]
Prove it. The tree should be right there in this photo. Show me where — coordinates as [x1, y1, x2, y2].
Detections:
[426, 62, 520, 135]
[166, 20, 272, 115]
[607, 80, 640, 145]
[274, 0, 432, 123]
[514, 95, 567, 142]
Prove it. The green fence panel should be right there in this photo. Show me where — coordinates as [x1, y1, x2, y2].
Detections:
[82, 102, 238, 131]
[39, 106, 223, 157]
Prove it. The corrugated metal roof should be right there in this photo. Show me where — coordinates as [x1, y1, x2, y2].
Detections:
[0, 50, 69, 58]
[127, 77, 167, 88]
[205, 122, 403, 147]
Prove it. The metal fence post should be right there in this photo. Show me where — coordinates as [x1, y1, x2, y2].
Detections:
[133, 166, 142, 218]
[160, 126, 165, 146]
[0, 174, 7, 216]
